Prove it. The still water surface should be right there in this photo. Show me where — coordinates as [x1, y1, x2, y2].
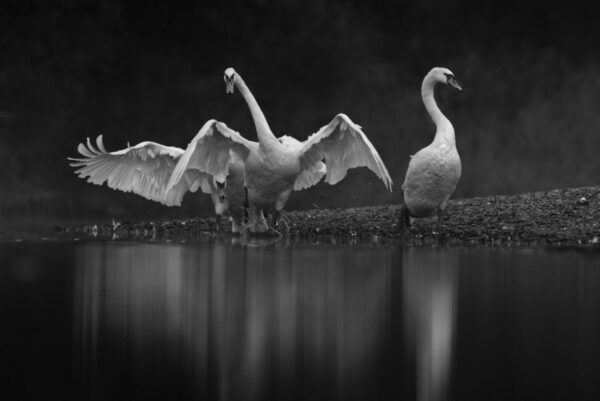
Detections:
[2, 239, 600, 401]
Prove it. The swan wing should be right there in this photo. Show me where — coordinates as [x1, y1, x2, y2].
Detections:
[272, 135, 325, 190]
[293, 160, 326, 190]
[68, 135, 212, 206]
[274, 135, 326, 190]
[298, 113, 392, 191]
[167, 119, 256, 193]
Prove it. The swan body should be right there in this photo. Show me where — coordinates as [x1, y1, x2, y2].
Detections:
[244, 147, 298, 211]
[68, 121, 248, 232]
[401, 67, 462, 230]
[168, 68, 392, 229]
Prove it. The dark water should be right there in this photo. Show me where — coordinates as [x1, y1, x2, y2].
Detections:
[2, 239, 600, 401]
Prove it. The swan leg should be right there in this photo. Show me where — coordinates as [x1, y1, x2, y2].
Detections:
[436, 208, 444, 232]
[401, 205, 411, 231]
[266, 210, 289, 235]
[271, 188, 292, 234]
[436, 199, 450, 232]
[246, 206, 269, 233]
[275, 211, 289, 235]
[243, 187, 250, 223]
[278, 217, 289, 235]
[231, 217, 244, 234]
[255, 208, 269, 232]
[399, 191, 411, 232]
[214, 215, 223, 231]
[269, 210, 280, 227]
[267, 210, 280, 230]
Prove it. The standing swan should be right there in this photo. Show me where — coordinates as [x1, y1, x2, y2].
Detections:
[68, 121, 249, 233]
[400, 67, 462, 232]
[167, 68, 392, 229]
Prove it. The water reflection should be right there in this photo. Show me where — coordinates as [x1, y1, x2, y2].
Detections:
[73, 243, 393, 401]
[403, 248, 457, 401]
[4, 242, 600, 401]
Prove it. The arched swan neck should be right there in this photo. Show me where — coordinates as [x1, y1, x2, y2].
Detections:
[235, 76, 277, 146]
[421, 75, 454, 145]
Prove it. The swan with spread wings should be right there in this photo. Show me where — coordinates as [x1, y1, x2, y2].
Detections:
[167, 68, 393, 229]
[68, 121, 249, 233]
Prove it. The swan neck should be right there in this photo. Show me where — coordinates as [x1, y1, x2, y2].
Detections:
[421, 75, 454, 145]
[235, 76, 277, 145]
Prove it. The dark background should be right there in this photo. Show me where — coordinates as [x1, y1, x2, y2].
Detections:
[1, 0, 599, 221]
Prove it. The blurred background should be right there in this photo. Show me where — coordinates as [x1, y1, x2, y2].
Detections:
[1, 0, 599, 221]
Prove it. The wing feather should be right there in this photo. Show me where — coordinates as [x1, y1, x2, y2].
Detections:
[167, 119, 256, 193]
[68, 136, 212, 206]
[96, 135, 108, 153]
[293, 160, 326, 190]
[276, 134, 326, 190]
[298, 113, 393, 191]
[77, 142, 96, 158]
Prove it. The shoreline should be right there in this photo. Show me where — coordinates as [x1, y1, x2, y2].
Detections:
[66, 186, 600, 248]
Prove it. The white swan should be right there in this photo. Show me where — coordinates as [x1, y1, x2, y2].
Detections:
[400, 67, 462, 231]
[167, 67, 393, 228]
[68, 120, 249, 233]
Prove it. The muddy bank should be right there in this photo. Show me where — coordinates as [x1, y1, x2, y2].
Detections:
[68, 186, 600, 247]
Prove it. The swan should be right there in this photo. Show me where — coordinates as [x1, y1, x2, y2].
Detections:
[68, 121, 249, 233]
[167, 67, 393, 229]
[400, 67, 462, 232]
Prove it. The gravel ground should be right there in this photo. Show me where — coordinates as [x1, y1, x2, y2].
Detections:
[71, 186, 600, 247]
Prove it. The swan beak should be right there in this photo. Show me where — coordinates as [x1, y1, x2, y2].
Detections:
[216, 181, 227, 201]
[448, 76, 462, 91]
[225, 78, 235, 94]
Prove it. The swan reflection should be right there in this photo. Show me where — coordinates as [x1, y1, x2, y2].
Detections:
[73, 243, 392, 400]
[403, 248, 458, 401]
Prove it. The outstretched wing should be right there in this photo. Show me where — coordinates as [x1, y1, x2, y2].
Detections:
[298, 113, 393, 191]
[68, 135, 212, 206]
[167, 119, 256, 193]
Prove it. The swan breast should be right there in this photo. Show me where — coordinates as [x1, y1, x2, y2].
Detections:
[244, 146, 300, 209]
[402, 145, 461, 217]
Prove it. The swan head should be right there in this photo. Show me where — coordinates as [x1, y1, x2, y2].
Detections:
[214, 177, 227, 201]
[224, 67, 237, 94]
[430, 67, 462, 91]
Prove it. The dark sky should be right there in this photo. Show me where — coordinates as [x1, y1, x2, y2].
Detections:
[1, 0, 599, 218]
